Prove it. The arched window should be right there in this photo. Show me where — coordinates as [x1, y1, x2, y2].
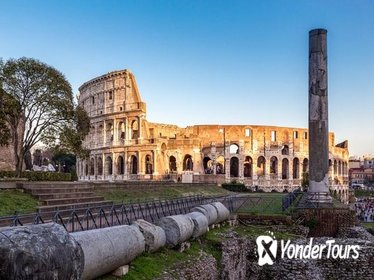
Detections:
[303, 158, 309, 173]
[183, 155, 193, 171]
[130, 155, 138, 174]
[203, 157, 213, 174]
[90, 158, 95, 175]
[257, 156, 266, 176]
[97, 157, 103, 175]
[131, 120, 139, 139]
[270, 156, 278, 174]
[244, 156, 252, 178]
[98, 125, 103, 139]
[333, 160, 337, 175]
[281, 145, 289, 155]
[105, 156, 113, 175]
[293, 158, 299, 179]
[117, 156, 124, 175]
[282, 158, 289, 179]
[161, 143, 167, 153]
[106, 123, 113, 142]
[230, 157, 239, 177]
[119, 122, 125, 140]
[85, 161, 88, 176]
[216, 156, 225, 174]
[229, 144, 239, 154]
[145, 155, 153, 174]
[169, 156, 177, 172]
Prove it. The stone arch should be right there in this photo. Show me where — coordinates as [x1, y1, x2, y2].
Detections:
[329, 159, 332, 175]
[230, 157, 239, 177]
[118, 121, 126, 140]
[333, 160, 337, 175]
[97, 157, 103, 175]
[90, 158, 95, 175]
[244, 156, 252, 178]
[229, 144, 239, 154]
[145, 154, 153, 174]
[216, 156, 225, 174]
[293, 158, 300, 179]
[117, 155, 124, 175]
[161, 143, 167, 153]
[169, 156, 177, 172]
[98, 124, 103, 139]
[203, 157, 213, 174]
[302, 158, 309, 173]
[106, 122, 113, 141]
[183, 154, 193, 171]
[105, 156, 113, 175]
[130, 155, 138, 175]
[257, 156, 266, 176]
[131, 119, 139, 139]
[281, 145, 289, 155]
[270, 156, 278, 174]
[282, 158, 289, 179]
[84, 161, 88, 176]
[338, 161, 342, 176]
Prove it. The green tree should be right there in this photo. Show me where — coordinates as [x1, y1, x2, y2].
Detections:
[0, 57, 89, 177]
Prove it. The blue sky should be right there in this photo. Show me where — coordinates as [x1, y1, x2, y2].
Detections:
[0, 0, 373, 156]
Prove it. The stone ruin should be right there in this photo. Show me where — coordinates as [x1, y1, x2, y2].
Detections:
[0, 202, 230, 280]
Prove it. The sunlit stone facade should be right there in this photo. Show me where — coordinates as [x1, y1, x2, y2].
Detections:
[77, 70, 349, 199]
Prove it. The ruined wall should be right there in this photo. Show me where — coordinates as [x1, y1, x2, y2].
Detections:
[158, 228, 374, 280]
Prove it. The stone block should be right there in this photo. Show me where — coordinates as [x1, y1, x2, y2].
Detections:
[111, 265, 129, 277]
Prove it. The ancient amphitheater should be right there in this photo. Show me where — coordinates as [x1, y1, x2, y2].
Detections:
[77, 69, 349, 197]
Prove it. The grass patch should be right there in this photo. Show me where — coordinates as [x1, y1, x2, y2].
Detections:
[96, 185, 233, 204]
[354, 189, 374, 198]
[0, 189, 39, 216]
[362, 222, 374, 230]
[99, 242, 203, 280]
[234, 193, 286, 215]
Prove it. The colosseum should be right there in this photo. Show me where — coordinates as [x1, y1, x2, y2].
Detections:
[77, 69, 349, 197]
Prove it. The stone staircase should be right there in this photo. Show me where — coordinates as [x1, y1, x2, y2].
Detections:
[22, 182, 112, 213]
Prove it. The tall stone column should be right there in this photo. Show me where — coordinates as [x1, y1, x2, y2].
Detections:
[308, 29, 332, 203]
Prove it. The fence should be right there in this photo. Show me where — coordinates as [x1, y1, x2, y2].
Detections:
[0, 192, 305, 232]
[282, 188, 303, 211]
[0, 195, 235, 233]
[233, 194, 286, 215]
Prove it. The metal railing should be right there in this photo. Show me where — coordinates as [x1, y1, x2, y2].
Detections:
[0, 195, 236, 233]
[282, 188, 302, 211]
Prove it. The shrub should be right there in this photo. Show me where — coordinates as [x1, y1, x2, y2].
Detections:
[222, 182, 248, 192]
[0, 171, 71, 181]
